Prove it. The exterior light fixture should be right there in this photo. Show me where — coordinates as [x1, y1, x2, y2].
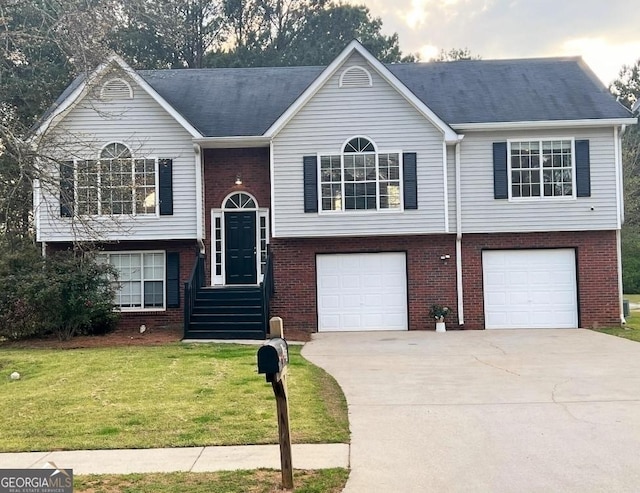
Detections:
[235, 174, 242, 185]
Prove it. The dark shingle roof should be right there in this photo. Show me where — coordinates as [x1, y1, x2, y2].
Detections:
[42, 56, 632, 137]
[139, 66, 324, 137]
[138, 57, 630, 137]
[387, 57, 631, 125]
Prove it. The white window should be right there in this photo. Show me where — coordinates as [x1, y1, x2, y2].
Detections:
[509, 139, 575, 199]
[74, 143, 157, 215]
[319, 137, 402, 212]
[100, 251, 165, 310]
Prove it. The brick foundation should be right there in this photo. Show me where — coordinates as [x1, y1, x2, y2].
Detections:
[269, 230, 620, 333]
[47, 240, 200, 332]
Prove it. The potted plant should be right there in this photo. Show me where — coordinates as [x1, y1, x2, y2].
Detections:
[429, 304, 451, 332]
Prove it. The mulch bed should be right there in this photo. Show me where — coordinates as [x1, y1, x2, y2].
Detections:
[1, 326, 311, 350]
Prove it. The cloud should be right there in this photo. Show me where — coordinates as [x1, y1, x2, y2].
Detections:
[560, 38, 640, 85]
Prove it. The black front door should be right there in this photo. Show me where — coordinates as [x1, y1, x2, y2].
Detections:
[225, 211, 257, 284]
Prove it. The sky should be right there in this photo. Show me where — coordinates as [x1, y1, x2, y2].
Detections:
[350, 0, 640, 86]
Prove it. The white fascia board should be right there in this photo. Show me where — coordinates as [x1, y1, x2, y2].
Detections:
[193, 136, 271, 148]
[34, 54, 203, 139]
[451, 118, 638, 131]
[264, 40, 460, 143]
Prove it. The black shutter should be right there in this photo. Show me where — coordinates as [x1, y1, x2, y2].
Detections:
[159, 159, 173, 215]
[60, 160, 74, 217]
[166, 252, 180, 308]
[493, 142, 508, 199]
[403, 152, 418, 210]
[303, 156, 318, 213]
[575, 140, 591, 197]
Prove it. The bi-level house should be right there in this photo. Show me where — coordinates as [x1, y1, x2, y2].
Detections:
[34, 41, 636, 338]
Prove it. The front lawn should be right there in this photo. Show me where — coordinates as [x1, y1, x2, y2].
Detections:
[0, 344, 349, 452]
[592, 311, 640, 342]
[74, 469, 349, 493]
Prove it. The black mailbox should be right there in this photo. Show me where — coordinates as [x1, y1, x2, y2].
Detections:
[257, 338, 289, 382]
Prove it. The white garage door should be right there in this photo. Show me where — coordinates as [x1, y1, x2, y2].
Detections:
[483, 249, 578, 329]
[317, 253, 408, 332]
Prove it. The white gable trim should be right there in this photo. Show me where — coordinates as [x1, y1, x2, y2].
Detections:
[34, 54, 203, 139]
[264, 40, 460, 143]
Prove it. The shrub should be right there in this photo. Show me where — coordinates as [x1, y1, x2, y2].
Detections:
[0, 242, 119, 341]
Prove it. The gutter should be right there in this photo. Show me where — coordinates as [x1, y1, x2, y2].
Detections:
[455, 137, 465, 326]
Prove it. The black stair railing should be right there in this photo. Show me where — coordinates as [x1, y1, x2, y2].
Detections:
[184, 252, 205, 334]
[261, 245, 274, 336]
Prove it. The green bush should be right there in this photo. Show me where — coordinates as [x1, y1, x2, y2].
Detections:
[0, 241, 119, 341]
[622, 227, 640, 294]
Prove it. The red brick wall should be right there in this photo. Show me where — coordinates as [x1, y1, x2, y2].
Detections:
[203, 147, 270, 284]
[270, 230, 620, 333]
[269, 235, 459, 332]
[461, 231, 620, 330]
[47, 240, 199, 333]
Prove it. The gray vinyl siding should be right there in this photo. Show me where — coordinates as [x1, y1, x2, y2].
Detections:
[458, 127, 618, 233]
[37, 74, 197, 242]
[272, 52, 447, 238]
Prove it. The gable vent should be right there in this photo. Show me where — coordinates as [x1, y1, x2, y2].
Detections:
[100, 78, 133, 100]
[339, 66, 373, 88]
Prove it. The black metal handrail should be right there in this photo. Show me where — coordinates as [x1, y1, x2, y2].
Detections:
[261, 245, 274, 337]
[184, 252, 205, 334]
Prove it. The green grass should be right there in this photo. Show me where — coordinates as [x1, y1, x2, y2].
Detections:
[0, 344, 349, 452]
[74, 469, 349, 493]
[624, 294, 640, 304]
[592, 310, 640, 342]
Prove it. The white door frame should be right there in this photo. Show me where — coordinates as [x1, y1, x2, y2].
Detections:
[211, 191, 269, 286]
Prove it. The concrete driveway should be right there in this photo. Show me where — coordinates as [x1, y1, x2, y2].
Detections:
[302, 329, 640, 493]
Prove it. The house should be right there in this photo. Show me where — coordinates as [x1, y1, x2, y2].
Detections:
[33, 40, 637, 338]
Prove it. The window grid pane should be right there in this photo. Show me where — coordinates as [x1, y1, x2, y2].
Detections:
[215, 217, 222, 276]
[511, 140, 573, 198]
[75, 151, 157, 215]
[106, 252, 165, 309]
[320, 155, 342, 211]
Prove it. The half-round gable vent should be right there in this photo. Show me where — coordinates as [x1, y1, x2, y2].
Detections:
[100, 78, 133, 100]
[339, 66, 373, 88]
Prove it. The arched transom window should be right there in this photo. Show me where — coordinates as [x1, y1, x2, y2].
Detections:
[319, 137, 401, 211]
[223, 192, 257, 209]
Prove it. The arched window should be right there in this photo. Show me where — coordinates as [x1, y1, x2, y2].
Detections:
[223, 192, 257, 209]
[319, 137, 401, 211]
[100, 142, 131, 159]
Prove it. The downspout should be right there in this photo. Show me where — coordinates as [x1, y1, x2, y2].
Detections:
[443, 141, 449, 232]
[455, 137, 465, 326]
[194, 143, 205, 253]
[615, 125, 627, 323]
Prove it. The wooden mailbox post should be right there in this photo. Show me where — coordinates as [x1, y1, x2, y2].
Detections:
[257, 335, 292, 489]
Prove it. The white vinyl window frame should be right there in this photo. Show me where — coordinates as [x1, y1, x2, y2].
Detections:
[211, 192, 269, 286]
[317, 136, 404, 214]
[507, 137, 577, 201]
[99, 250, 166, 312]
[72, 142, 159, 216]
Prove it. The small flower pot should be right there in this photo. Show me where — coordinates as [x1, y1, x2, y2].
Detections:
[435, 320, 446, 332]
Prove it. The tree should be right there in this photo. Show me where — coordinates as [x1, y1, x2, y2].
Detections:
[108, 0, 225, 69]
[431, 47, 480, 62]
[610, 59, 640, 292]
[204, 1, 415, 67]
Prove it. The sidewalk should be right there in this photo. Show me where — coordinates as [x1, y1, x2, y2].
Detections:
[0, 444, 349, 474]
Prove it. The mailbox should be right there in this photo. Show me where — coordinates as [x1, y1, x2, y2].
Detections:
[257, 337, 289, 382]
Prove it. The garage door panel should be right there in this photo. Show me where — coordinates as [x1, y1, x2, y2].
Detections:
[317, 253, 408, 332]
[483, 249, 577, 329]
